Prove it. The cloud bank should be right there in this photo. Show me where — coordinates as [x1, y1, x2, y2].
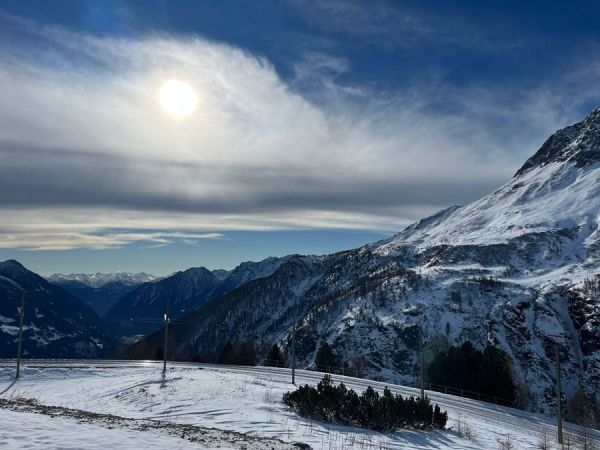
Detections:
[0, 13, 599, 250]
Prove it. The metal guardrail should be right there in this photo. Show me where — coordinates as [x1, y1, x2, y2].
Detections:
[262, 358, 517, 408]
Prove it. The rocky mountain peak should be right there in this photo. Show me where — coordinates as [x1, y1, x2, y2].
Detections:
[516, 105, 600, 176]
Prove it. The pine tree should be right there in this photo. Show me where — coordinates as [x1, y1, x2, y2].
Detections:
[265, 343, 285, 367]
[315, 342, 337, 371]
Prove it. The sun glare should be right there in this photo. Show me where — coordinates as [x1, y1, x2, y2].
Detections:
[159, 79, 198, 118]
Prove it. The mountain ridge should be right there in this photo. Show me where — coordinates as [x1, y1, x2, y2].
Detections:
[47, 272, 158, 288]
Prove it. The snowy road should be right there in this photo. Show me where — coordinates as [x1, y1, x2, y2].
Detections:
[0, 359, 598, 449]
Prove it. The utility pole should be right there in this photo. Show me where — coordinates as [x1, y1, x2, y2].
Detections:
[162, 299, 170, 375]
[419, 326, 425, 400]
[291, 306, 297, 385]
[555, 345, 563, 445]
[16, 290, 25, 379]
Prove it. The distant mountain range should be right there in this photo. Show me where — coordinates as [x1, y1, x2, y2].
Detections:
[0, 260, 114, 358]
[126, 106, 600, 415]
[47, 272, 158, 288]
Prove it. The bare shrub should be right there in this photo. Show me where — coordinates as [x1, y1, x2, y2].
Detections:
[455, 418, 475, 441]
[536, 433, 551, 450]
[497, 434, 515, 450]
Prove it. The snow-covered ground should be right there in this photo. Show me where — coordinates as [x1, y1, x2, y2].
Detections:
[0, 361, 598, 449]
[0, 408, 246, 450]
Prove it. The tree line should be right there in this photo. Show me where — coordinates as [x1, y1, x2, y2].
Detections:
[427, 342, 515, 402]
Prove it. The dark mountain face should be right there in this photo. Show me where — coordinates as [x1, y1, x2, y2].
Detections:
[106, 256, 296, 336]
[50, 279, 141, 318]
[126, 106, 600, 415]
[0, 260, 115, 358]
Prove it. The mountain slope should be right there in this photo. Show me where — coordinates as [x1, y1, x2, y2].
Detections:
[106, 267, 220, 335]
[378, 105, 600, 250]
[107, 256, 296, 335]
[127, 106, 600, 416]
[0, 260, 114, 358]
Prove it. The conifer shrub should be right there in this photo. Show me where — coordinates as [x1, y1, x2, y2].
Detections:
[282, 375, 447, 431]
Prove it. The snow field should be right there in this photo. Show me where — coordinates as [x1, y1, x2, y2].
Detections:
[2, 362, 595, 449]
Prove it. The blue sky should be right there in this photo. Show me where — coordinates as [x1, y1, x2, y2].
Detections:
[0, 0, 599, 275]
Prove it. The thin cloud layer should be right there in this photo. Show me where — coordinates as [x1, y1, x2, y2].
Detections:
[0, 13, 599, 250]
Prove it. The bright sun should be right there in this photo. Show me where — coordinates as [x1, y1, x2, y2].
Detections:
[159, 79, 198, 118]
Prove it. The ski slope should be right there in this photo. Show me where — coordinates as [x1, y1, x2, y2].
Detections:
[0, 360, 598, 449]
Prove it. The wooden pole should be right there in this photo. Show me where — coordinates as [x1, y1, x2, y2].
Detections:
[419, 326, 425, 400]
[16, 291, 25, 379]
[162, 299, 170, 375]
[291, 307, 297, 385]
[555, 345, 563, 445]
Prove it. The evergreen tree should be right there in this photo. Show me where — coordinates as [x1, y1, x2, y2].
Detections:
[237, 339, 256, 366]
[433, 404, 448, 428]
[217, 339, 257, 365]
[265, 343, 285, 367]
[218, 342, 235, 364]
[315, 342, 337, 371]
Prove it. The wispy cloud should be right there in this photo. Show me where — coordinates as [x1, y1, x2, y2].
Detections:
[0, 12, 599, 250]
[287, 0, 520, 52]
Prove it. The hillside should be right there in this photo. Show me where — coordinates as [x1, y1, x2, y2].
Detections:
[0, 260, 115, 358]
[127, 106, 600, 415]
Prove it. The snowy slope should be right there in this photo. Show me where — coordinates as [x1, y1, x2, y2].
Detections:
[0, 409, 258, 450]
[3, 362, 597, 449]
[378, 105, 600, 250]
[128, 106, 600, 418]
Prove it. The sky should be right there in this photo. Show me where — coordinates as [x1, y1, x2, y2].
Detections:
[1, 0, 600, 275]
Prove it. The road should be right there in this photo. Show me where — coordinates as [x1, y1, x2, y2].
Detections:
[1, 359, 599, 447]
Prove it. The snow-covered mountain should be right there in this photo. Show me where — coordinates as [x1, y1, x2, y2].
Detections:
[0, 260, 114, 358]
[107, 256, 297, 335]
[47, 272, 158, 288]
[128, 106, 600, 415]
